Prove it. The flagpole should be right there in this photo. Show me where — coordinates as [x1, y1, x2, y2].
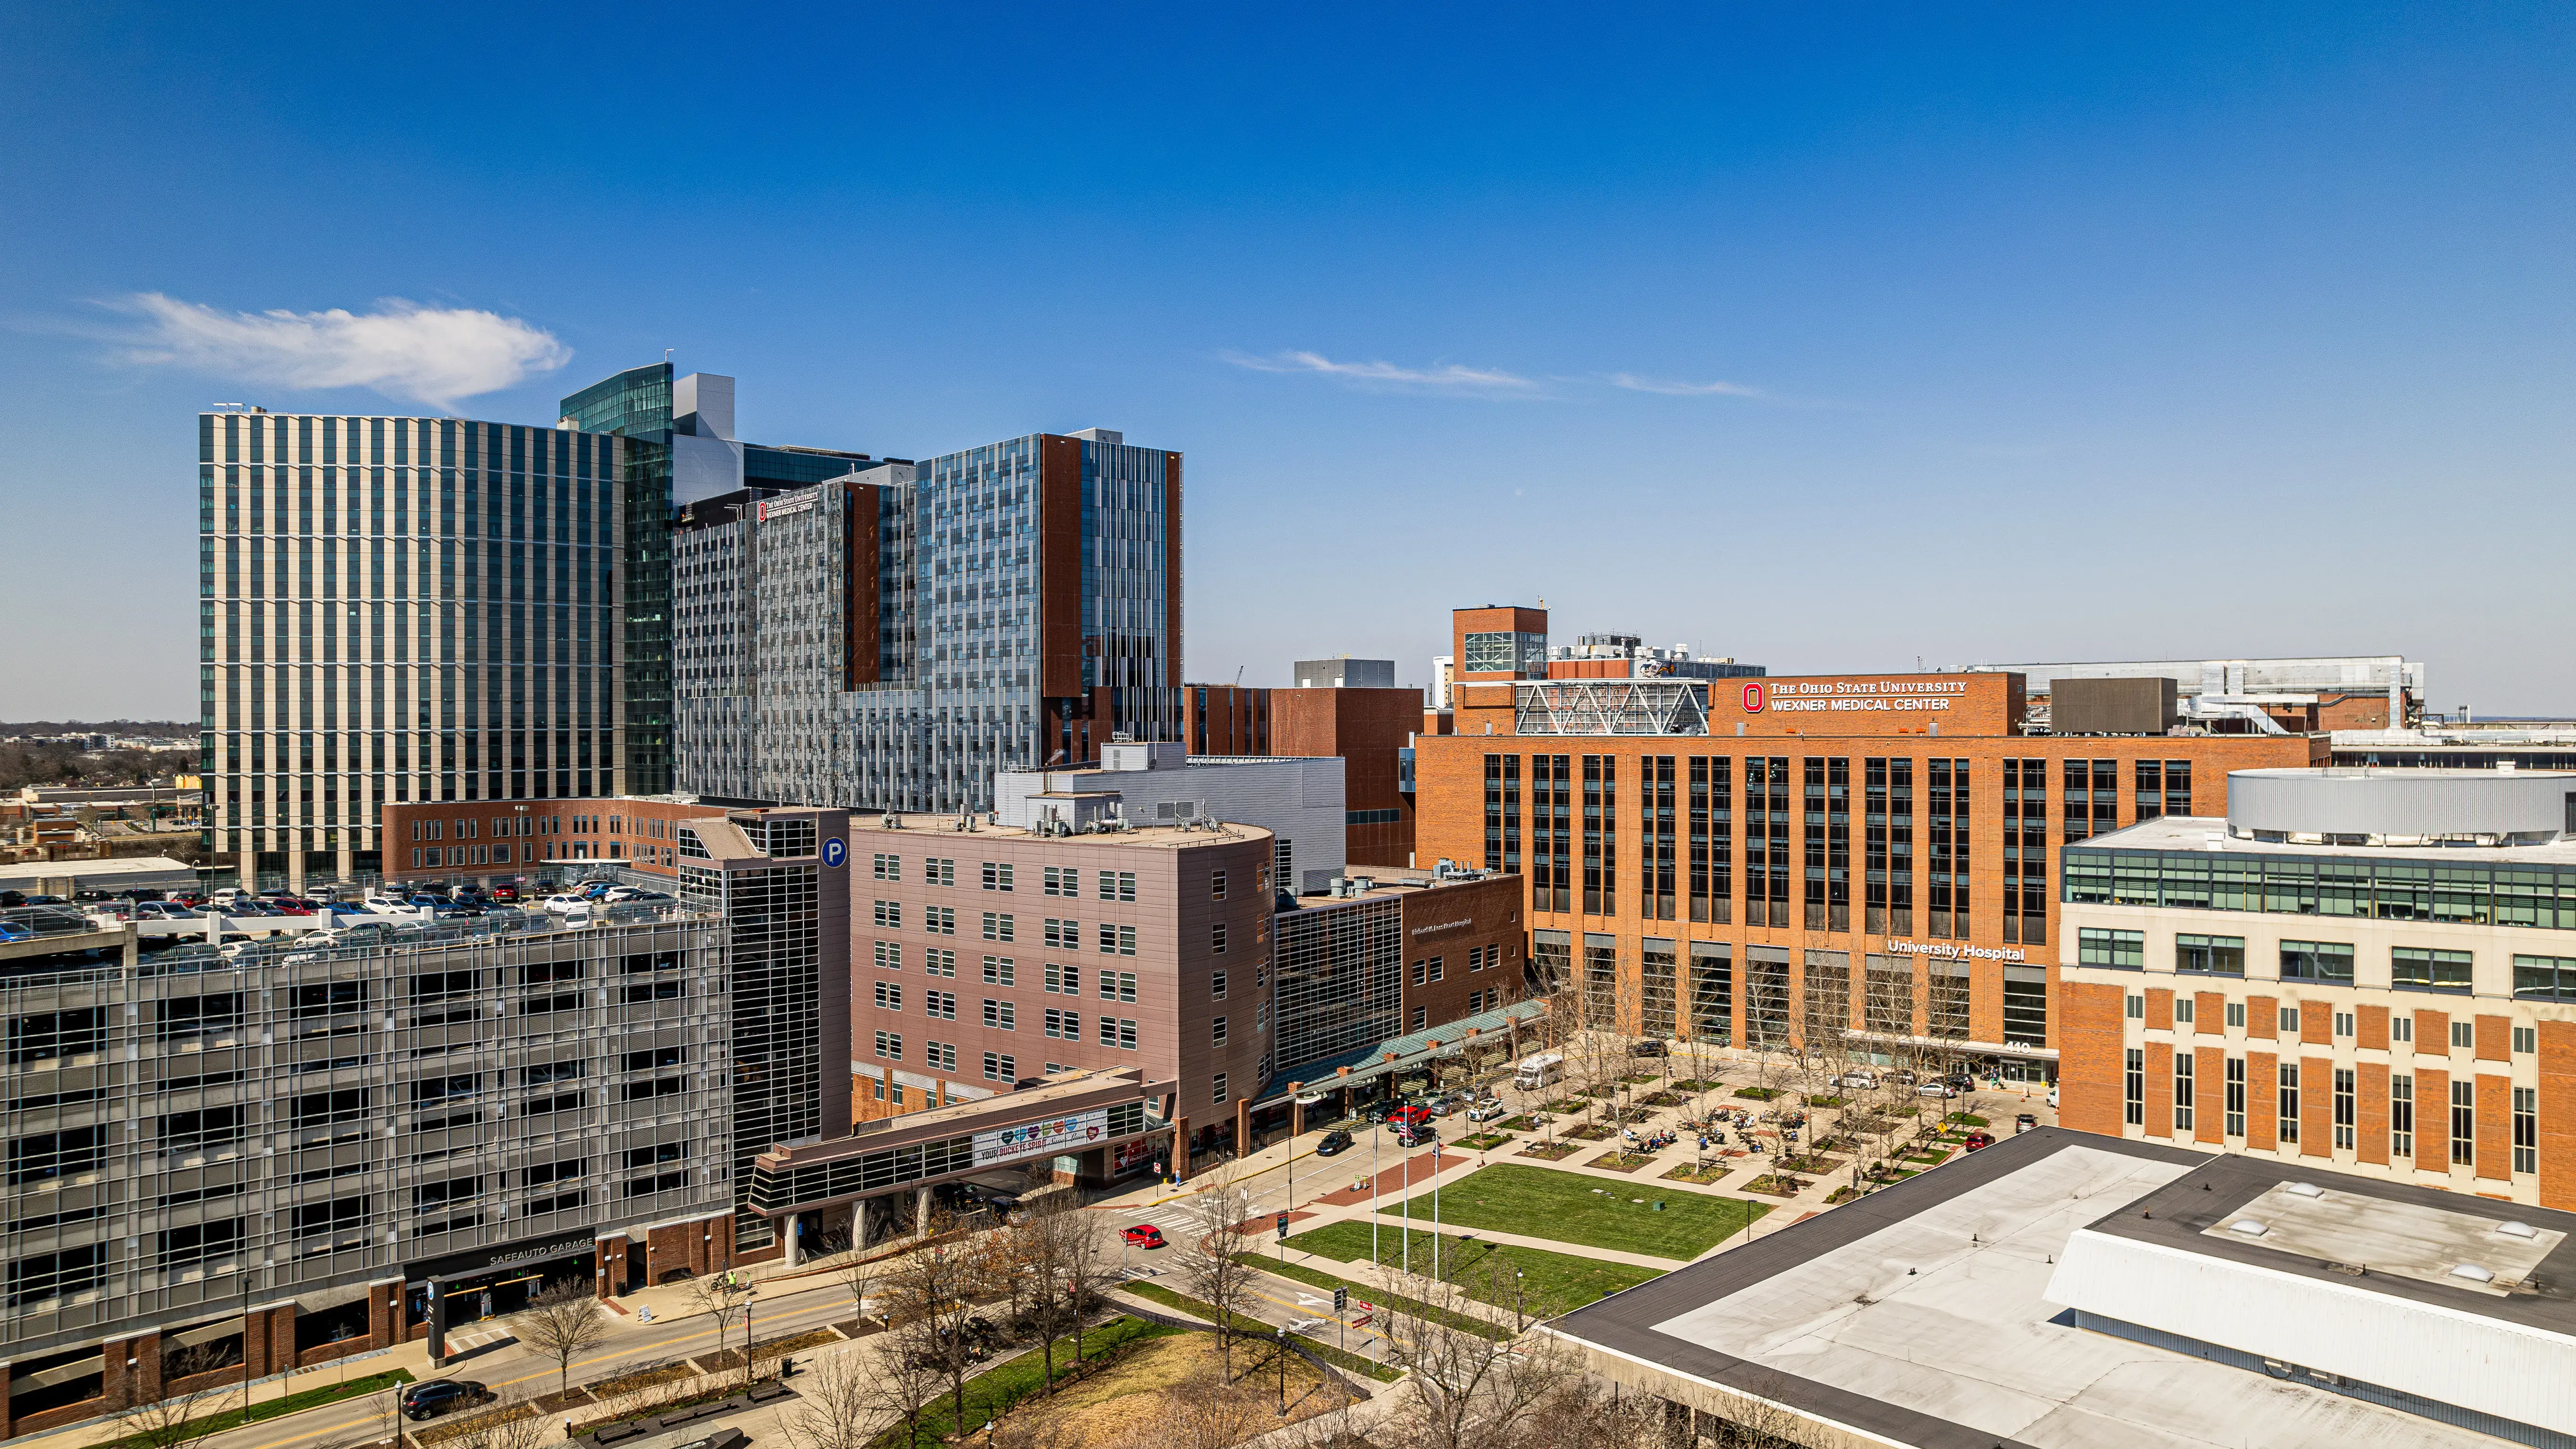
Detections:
[1431, 1136, 1443, 1281]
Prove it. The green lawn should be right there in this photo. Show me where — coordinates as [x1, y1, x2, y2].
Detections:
[1281, 1219, 1663, 1317]
[1235, 1255, 1512, 1340]
[94, 1369, 415, 1449]
[1372, 1163, 1765, 1259]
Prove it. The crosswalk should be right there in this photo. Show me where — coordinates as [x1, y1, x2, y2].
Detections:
[442, 1324, 515, 1355]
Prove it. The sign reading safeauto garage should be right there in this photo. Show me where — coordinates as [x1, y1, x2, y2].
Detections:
[1744, 679, 1969, 715]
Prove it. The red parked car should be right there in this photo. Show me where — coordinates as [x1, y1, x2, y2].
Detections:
[1963, 1130, 1995, 1151]
[1122, 1224, 1166, 1249]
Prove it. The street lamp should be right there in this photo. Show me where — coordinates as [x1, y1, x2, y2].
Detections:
[1276, 1326, 1289, 1415]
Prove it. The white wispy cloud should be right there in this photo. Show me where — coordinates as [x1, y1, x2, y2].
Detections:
[1221, 349, 1539, 394]
[1604, 371, 1765, 399]
[108, 294, 572, 409]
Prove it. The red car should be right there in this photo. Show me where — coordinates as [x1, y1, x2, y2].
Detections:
[1122, 1224, 1166, 1249]
[263, 897, 318, 916]
[1386, 1105, 1434, 1130]
[1963, 1130, 1994, 1151]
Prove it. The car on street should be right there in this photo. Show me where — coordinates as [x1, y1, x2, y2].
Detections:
[1314, 1129, 1354, 1156]
[2047, 1085, 2060, 1110]
[400, 1381, 485, 1420]
[541, 893, 592, 915]
[0, 920, 31, 943]
[1837, 1072, 1879, 1091]
[1917, 1081, 1959, 1099]
[1385, 1105, 1434, 1134]
[2015, 1113, 2039, 1134]
[1963, 1130, 1994, 1151]
[1630, 1039, 1667, 1057]
[488, 883, 523, 902]
[1122, 1224, 1166, 1249]
[1362, 1099, 1399, 1123]
[1464, 1098, 1508, 1123]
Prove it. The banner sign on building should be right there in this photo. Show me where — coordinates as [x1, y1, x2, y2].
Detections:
[972, 1108, 1110, 1167]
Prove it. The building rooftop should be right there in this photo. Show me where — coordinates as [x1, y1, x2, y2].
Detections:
[1548, 1129, 2575, 1449]
[847, 815, 1271, 851]
[2080, 813, 2576, 866]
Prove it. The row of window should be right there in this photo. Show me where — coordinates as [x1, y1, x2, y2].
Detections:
[2125, 1049, 2539, 1172]
[870, 855, 1145, 902]
[2082, 927, 2576, 998]
[870, 1004, 1144, 1056]
[866, 901, 1145, 955]
[2123, 989, 2541, 1054]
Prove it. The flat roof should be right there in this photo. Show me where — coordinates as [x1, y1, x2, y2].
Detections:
[1548, 1129, 2571, 1449]
[845, 817, 1270, 850]
[2077, 814, 2576, 866]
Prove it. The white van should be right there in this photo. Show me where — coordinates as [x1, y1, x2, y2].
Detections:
[1512, 1053, 1564, 1092]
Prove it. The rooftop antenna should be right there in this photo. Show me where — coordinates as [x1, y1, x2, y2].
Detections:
[664, 348, 674, 362]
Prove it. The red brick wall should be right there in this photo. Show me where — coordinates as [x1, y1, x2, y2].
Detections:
[2416, 1066, 2450, 1175]
[2542, 1022, 2576, 1209]
[2477, 1072, 2511, 1182]
[2300, 1054, 2331, 1158]
[2195, 1046, 2224, 1145]
[2247, 1050, 2278, 1151]
[2357, 1061, 2390, 1166]
[2057, 982, 2126, 1137]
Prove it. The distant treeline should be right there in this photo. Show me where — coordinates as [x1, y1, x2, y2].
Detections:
[2, 720, 194, 737]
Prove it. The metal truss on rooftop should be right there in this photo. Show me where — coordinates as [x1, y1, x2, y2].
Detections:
[1513, 680, 1710, 736]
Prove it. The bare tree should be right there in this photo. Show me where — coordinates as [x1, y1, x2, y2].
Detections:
[1053, 1202, 1110, 1366]
[513, 1282, 612, 1402]
[836, 1257, 880, 1333]
[1377, 1269, 1578, 1449]
[109, 1345, 236, 1449]
[1174, 1166, 1262, 1380]
[685, 1272, 756, 1386]
[1513, 1373, 1674, 1449]
[855, 1330, 950, 1449]
[1015, 1196, 1091, 1390]
[775, 1353, 878, 1449]
[882, 1213, 982, 1431]
[441, 1399, 555, 1449]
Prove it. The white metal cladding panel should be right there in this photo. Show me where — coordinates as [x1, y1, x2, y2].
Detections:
[2044, 1229, 2576, 1432]
[2229, 768, 2575, 837]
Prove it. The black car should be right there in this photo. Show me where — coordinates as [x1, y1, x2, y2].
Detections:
[401, 1381, 483, 1419]
[1629, 1039, 1668, 1057]
[2016, 1113, 2039, 1133]
[1314, 1129, 1354, 1157]
[1362, 1099, 1398, 1123]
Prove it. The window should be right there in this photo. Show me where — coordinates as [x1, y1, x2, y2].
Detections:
[2452, 1079, 2476, 1166]
[2277, 1063, 2300, 1145]
[875, 941, 902, 971]
[291, 1197, 370, 1255]
[1099, 1017, 1138, 1050]
[873, 900, 902, 929]
[1099, 924, 1137, 955]
[1411, 1005, 1427, 1031]
[2125, 994, 2144, 1021]
[925, 1041, 957, 1070]
[925, 990, 956, 1019]
[2333, 1069, 2355, 1150]
[872, 852, 901, 881]
[2514, 1025, 2537, 1054]
[873, 1031, 902, 1060]
[522, 1157, 588, 1217]
[2175, 997, 2195, 1024]
[293, 982, 367, 1018]
[2224, 1058, 2246, 1137]
[925, 857, 956, 886]
[2175, 935, 2245, 976]
[1212, 869, 1227, 900]
[1044, 1008, 1081, 1039]
[622, 1046, 687, 1072]
[160, 1106, 245, 1156]
[983, 1052, 1017, 1082]
[874, 982, 903, 1011]
[2513, 954, 2576, 1001]
[1414, 961, 1429, 988]
[618, 980, 681, 1005]
[1099, 971, 1137, 1003]
[1044, 918, 1080, 948]
[1213, 1016, 1228, 1045]
[2452, 1020, 2475, 1050]
[983, 862, 1014, 892]
[926, 905, 956, 935]
[2515, 1087, 2538, 1173]
[2279, 941, 2354, 983]
[925, 948, 956, 977]
[2391, 1073, 2414, 1158]
[2392, 948, 2473, 994]
[1043, 866, 1077, 897]
[981, 956, 1016, 986]
[2173, 1052, 2194, 1132]
[622, 1143, 688, 1197]
[1212, 921, 1227, 954]
[983, 999, 1016, 1030]
[2225, 1001, 2246, 1028]
[2333, 1011, 2354, 1038]
[1098, 870, 1136, 902]
[1044, 962, 1082, 994]
[982, 911, 1015, 942]
[2279, 1006, 2300, 1035]
[1212, 1072, 1229, 1105]
[2392, 1014, 2412, 1043]
[1212, 970, 1227, 1001]
[7, 1245, 104, 1307]
[2078, 929, 2144, 969]
[1428, 956, 1444, 982]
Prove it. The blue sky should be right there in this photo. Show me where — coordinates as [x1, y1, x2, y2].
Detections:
[5, 3, 2571, 718]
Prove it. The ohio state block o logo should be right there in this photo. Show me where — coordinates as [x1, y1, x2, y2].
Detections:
[1742, 682, 1767, 713]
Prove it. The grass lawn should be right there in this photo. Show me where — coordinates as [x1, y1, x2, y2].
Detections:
[1375, 1163, 1765, 1259]
[1234, 1256, 1511, 1340]
[1281, 1219, 1662, 1317]
[1119, 1283, 1398, 1382]
[881, 1316, 1179, 1446]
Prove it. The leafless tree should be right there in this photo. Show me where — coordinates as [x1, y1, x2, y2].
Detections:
[775, 1353, 878, 1449]
[855, 1330, 950, 1449]
[109, 1345, 236, 1449]
[1513, 1374, 1677, 1449]
[684, 1272, 756, 1385]
[429, 1392, 552, 1449]
[836, 1257, 880, 1332]
[1014, 1196, 1095, 1390]
[882, 1213, 982, 1431]
[1376, 1269, 1577, 1449]
[1053, 1202, 1111, 1365]
[1175, 1166, 1262, 1380]
[513, 1282, 612, 1402]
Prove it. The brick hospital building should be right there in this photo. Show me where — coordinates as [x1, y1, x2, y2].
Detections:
[1412, 606, 2321, 1079]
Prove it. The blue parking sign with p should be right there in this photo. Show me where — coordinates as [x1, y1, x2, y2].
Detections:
[822, 837, 847, 868]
